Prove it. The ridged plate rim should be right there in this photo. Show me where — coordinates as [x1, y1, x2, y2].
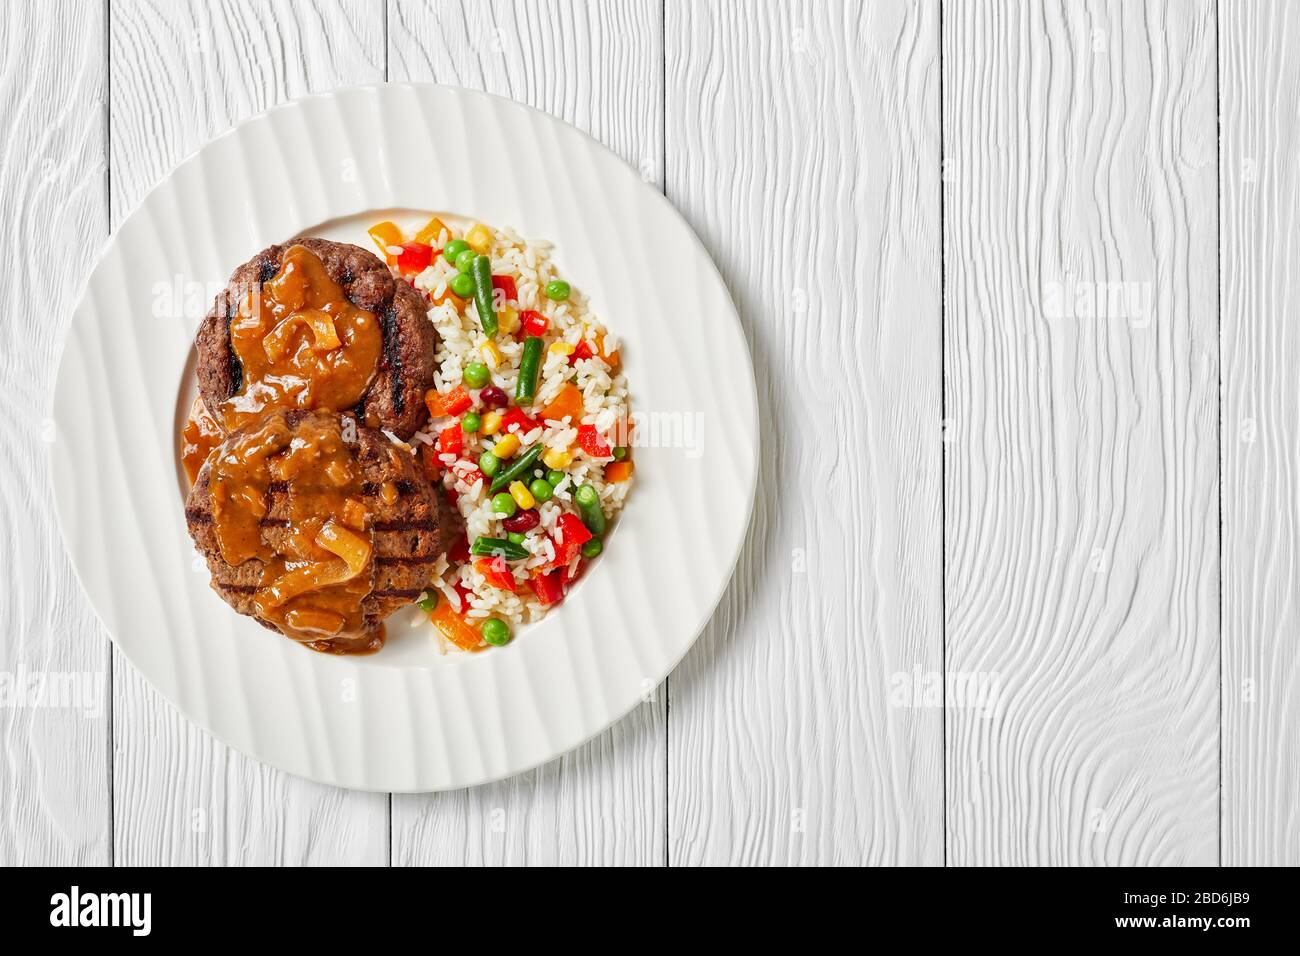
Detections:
[51, 83, 758, 792]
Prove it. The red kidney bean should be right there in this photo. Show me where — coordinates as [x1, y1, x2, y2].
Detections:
[502, 509, 540, 533]
[479, 385, 509, 408]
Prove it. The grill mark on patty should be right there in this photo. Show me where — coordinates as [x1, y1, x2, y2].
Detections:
[258, 479, 416, 498]
[225, 303, 242, 395]
[372, 518, 439, 531]
[381, 305, 404, 414]
[360, 479, 416, 496]
[372, 587, 421, 598]
[375, 554, 439, 566]
[186, 508, 212, 525]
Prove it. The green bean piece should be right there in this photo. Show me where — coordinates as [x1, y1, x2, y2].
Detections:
[471, 254, 498, 337]
[515, 336, 544, 405]
[488, 444, 545, 493]
[470, 536, 529, 561]
[575, 483, 607, 536]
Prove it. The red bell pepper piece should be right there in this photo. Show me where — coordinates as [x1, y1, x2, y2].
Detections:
[437, 423, 463, 456]
[564, 558, 587, 585]
[502, 406, 540, 436]
[491, 274, 518, 305]
[528, 568, 566, 606]
[520, 309, 549, 337]
[569, 340, 595, 364]
[475, 556, 517, 593]
[452, 581, 476, 614]
[397, 242, 433, 274]
[554, 513, 593, 566]
[448, 534, 471, 563]
[426, 384, 473, 417]
[577, 423, 611, 458]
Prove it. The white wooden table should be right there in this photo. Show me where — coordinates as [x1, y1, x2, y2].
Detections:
[1, 0, 1295, 866]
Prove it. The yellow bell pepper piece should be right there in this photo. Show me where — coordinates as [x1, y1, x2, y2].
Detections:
[466, 223, 492, 254]
[498, 307, 520, 335]
[413, 216, 448, 246]
[549, 341, 575, 357]
[367, 221, 403, 261]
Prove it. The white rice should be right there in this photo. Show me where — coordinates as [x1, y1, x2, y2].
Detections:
[402, 220, 634, 643]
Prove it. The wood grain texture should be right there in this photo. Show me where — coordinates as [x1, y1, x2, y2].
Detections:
[944, 0, 1219, 865]
[665, 0, 944, 865]
[0, 0, 111, 866]
[387, 0, 667, 866]
[108, 0, 389, 865]
[1220, 0, 1300, 866]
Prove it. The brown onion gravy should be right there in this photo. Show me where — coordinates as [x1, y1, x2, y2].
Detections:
[181, 242, 392, 655]
[219, 244, 383, 432]
[208, 411, 381, 653]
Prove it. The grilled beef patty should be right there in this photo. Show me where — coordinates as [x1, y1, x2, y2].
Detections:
[185, 410, 456, 652]
[195, 237, 437, 439]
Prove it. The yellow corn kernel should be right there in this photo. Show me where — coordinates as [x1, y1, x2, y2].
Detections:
[542, 447, 573, 470]
[480, 339, 503, 368]
[466, 223, 492, 254]
[549, 341, 575, 357]
[509, 481, 535, 510]
[413, 216, 448, 246]
[367, 221, 403, 260]
[482, 410, 504, 436]
[498, 307, 520, 335]
[493, 433, 521, 459]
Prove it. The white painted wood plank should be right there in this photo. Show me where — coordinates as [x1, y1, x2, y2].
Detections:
[944, 0, 1219, 865]
[1221, 0, 1300, 866]
[108, 0, 389, 866]
[666, 0, 944, 866]
[0, 0, 111, 866]
[387, 0, 666, 866]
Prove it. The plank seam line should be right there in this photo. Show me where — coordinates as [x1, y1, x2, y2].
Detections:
[938, 0, 948, 870]
[660, 0, 670, 871]
[103, 0, 115, 868]
[1214, 0, 1223, 869]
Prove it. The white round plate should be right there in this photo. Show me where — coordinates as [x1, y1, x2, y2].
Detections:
[52, 84, 757, 791]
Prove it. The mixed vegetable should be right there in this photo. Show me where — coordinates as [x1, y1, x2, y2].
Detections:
[369, 215, 634, 651]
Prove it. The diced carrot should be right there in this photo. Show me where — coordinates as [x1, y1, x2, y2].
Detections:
[539, 382, 584, 423]
[429, 600, 483, 651]
[596, 332, 620, 370]
[604, 460, 634, 483]
[429, 285, 466, 309]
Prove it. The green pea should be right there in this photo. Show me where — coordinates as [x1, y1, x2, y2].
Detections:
[507, 531, 526, 545]
[463, 361, 490, 389]
[481, 617, 512, 646]
[581, 538, 603, 559]
[443, 238, 470, 264]
[461, 412, 481, 434]
[449, 272, 475, 298]
[491, 492, 517, 517]
[613, 446, 628, 460]
[479, 451, 501, 477]
[529, 478, 553, 503]
[455, 248, 477, 273]
[417, 591, 438, 612]
[544, 279, 571, 301]
[546, 469, 566, 486]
